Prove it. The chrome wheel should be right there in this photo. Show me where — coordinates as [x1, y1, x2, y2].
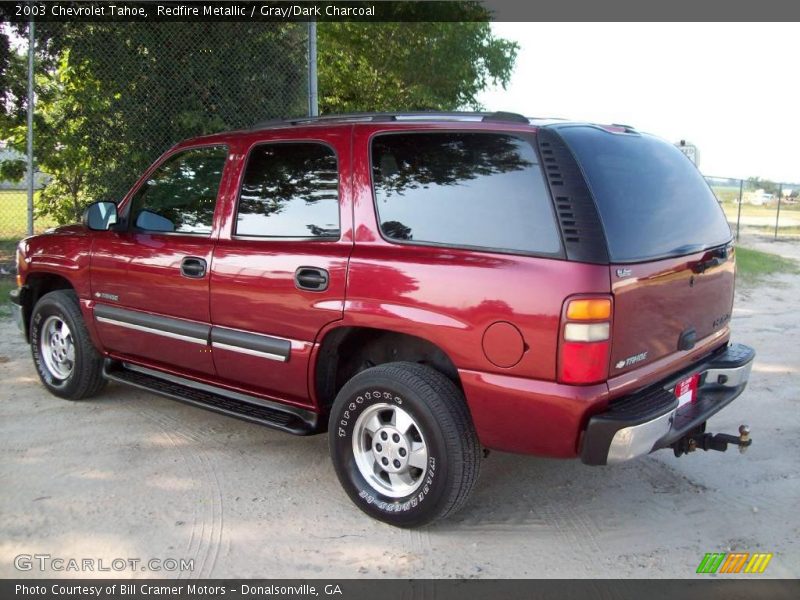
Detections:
[40, 315, 75, 380]
[352, 402, 429, 498]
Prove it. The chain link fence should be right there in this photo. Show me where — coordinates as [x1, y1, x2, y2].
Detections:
[1, 21, 312, 264]
[705, 176, 800, 242]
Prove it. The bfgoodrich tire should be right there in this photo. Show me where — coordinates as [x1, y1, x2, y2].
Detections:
[328, 362, 481, 527]
[30, 290, 107, 400]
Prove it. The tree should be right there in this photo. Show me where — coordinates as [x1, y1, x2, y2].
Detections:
[0, 27, 29, 182]
[1, 16, 518, 225]
[746, 176, 780, 196]
[318, 22, 517, 113]
[1, 23, 308, 221]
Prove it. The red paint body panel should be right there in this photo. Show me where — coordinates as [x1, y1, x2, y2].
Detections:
[208, 129, 353, 405]
[608, 249, 735, 378]
[459, 369, 609, 457]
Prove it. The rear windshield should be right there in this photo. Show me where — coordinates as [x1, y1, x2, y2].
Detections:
[558, 126, 732, 263]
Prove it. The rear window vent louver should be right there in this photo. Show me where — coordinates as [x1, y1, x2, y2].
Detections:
[537, 128, 609, 264]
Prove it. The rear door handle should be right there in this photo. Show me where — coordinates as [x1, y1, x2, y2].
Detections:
[180, 257, 207, 279]
[294, 266, 329, 291]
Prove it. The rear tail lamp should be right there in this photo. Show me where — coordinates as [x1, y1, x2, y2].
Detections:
[558, 297, 612, 385]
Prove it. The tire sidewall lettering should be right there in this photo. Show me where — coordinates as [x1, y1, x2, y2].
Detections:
[338, 388, 403, 436]
[335, 385, 439, 515]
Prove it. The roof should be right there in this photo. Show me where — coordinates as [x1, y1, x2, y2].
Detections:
[179, 112, 637, 147]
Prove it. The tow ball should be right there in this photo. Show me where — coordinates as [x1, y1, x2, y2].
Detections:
[672, 425, 752, 457]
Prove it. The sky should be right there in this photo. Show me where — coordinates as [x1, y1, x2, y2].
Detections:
[477, 23, 799, 183]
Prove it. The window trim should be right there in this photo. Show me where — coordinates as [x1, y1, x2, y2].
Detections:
[124, 143, 230, 238]
[231, 140, 342, 242]
[368, 129, 566, 260]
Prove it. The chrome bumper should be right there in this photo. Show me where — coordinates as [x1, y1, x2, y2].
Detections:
[581, 343, 755, 466]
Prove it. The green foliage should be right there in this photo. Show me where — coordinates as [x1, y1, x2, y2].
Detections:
[0, 277, 15, 317]
[736, 247, 800, 285]
[746, 176, 780, 195]
[318, 22, 517, 113]
[0, 190, 56, 238]
[1, 23, 308, 223]
[1, 15, 518, 225]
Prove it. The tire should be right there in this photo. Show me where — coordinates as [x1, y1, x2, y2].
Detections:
[30, 289, 107, 400]
[328, 361, 481, 527]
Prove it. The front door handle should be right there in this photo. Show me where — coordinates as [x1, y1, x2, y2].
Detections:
[294, 266, 329, 291]
[180, 257, 207, 279]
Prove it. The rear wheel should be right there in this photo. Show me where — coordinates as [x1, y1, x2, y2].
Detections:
[328, 362, 481, 527]
[30, 290, 107, 400]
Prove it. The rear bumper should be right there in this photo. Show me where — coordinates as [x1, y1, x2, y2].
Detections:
[580, 343, 755, 465]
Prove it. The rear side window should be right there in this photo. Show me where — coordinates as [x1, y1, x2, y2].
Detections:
[371, 132, 562, 255]
[558, 126, 732, 262]
[236, 143, 339, 238]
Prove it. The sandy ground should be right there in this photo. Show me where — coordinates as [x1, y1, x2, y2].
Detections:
[1, 236, 798, 579]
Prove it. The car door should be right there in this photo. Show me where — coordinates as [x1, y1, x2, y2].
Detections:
[209, 128, 353, 408]
[90, 144, 231, 377]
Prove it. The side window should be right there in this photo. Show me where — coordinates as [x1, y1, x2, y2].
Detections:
[130, 146, 228, 235]
[371, 132, 562, 255]
[235, 143, 339, 238]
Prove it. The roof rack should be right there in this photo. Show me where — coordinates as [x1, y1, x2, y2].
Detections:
[250, 111, 532, 130]
[610, 123, 637, 133]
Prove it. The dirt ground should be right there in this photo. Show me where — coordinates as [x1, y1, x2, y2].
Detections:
[1, 235, 798, 579]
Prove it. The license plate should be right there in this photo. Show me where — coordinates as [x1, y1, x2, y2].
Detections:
[675, 373, 699, 409]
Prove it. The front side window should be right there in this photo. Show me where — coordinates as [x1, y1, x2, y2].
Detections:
[129, 146, 228, 235]
[235, 143, 340, 238]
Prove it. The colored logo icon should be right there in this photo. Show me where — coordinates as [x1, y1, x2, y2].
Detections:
[696, 552, 773, 574]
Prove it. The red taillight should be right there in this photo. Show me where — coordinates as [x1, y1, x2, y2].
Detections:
[558, 296, 613, 385]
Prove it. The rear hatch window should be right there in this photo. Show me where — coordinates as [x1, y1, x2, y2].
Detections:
[557, 126, 732, 263]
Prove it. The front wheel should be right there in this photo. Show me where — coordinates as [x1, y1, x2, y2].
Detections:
[328, 362, 481, 527]
[30, 290, 107, 400]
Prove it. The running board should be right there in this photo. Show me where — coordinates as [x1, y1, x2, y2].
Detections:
[103, 360, 319, 435]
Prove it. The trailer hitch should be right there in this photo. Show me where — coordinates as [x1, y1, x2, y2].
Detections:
[673, 425, 751, 457]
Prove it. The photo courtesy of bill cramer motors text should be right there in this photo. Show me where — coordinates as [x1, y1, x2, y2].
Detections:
[14, 583, 344, 597]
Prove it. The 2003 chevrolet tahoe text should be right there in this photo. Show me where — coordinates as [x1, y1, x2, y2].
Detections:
[9, 112, 755, 527]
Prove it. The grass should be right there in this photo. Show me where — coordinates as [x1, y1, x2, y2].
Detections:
[736, 247, 800, 285]
[0, 237, 18, 263]
[0, 190, 57, 265]
[743, 225, 800, 237]
[0, 190, 55, 239]
[721, 202, 800, 220]
[0, 277, 15, 318]
[710, 187, 742, 204]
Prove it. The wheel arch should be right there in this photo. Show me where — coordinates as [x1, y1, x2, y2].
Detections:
[313, 326, 462, 413]
[20, 272, 76, 341]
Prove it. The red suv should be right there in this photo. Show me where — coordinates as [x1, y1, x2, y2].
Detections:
[10, 112, 754, 527]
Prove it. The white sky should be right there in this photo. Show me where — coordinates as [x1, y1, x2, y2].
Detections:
[478, 23, 799, 183]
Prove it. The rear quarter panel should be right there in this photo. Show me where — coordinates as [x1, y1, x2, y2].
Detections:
[347, 122, 612, 380]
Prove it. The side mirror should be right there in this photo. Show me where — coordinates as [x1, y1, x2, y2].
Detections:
[134, 209, 175, 233]
[83, 201, 118, 231]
